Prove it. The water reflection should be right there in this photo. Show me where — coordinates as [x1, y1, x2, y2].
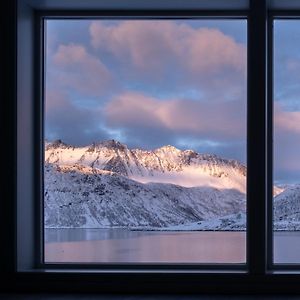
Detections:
[45, 228, 157, 243]
[45, 229, 246, 263]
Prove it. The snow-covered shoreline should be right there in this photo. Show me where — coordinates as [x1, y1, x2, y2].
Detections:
[44, 213, 300, 231]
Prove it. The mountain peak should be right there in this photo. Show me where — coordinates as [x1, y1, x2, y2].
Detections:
[103, 139, 126, 149]
[92, 139, 127, 151]
[156, 145, 180, 153]
[46, 139, 70, 149]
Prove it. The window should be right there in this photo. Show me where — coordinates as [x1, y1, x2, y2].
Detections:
[273, 19, 300, 264]
[44, 18, 247, 264]
[4, 0, 300, 293]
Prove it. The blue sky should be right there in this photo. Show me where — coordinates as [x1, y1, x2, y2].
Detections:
[45, 19, 300, 183]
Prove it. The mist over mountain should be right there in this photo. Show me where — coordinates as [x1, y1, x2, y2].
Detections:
[45, 139, 246, 191]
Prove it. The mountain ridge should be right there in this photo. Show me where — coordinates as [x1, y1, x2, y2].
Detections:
[45, 139, 247, 192]
[44, 139, 296, 230]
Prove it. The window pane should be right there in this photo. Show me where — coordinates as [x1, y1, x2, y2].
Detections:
[44, 19, 247, 264]
[274, 20, 300, 264]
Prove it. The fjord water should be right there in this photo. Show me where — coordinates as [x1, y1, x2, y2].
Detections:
[45, 229, 246, 263]
[45, 229, 299, 263]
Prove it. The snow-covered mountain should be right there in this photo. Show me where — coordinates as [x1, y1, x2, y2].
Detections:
[45, 139, 247, 229]
[274, 185, 300, 230]
[45, 139, 246, 193]
[45, 163, 245, 228]
[44, 139, 298, 230]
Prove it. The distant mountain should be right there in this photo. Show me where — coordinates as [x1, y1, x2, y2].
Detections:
[274, 184, 300, 230]
[44, 139, 247, 229]
[45, 139, 247, 192]
[44, 139, 297, 230]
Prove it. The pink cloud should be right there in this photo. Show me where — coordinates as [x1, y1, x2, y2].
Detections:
[183, 28, 245, 74]
[104, 91, 246, 140]
[89, 21, 246, 77]
[51, 44, 113, 96]
[276, 110, 300, 133]
[274, 103, 300, 173]
[90, 21, 177, 72]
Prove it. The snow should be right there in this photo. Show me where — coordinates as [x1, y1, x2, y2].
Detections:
[130, 213, 247, 231]
[45, 139, 247, 192]
[44, 139, 299, 230]
[44, 162, 246, 229]
[274, 184, 300, 229]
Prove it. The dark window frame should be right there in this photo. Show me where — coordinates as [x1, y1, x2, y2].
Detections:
[3, 0, 300, 293]
[268, 11, 300, 271]
[41, 12, 248, 271]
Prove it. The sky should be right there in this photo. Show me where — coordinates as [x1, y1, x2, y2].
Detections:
[274, 20, 300, 183]
[45, 19, 300, 183]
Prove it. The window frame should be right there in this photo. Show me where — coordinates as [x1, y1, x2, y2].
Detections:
[41, 13, 248, 271]
[4, 0, 300, 293]
[268, 11, 300, 271]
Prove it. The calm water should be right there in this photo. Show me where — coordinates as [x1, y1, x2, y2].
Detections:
[274, 231, 300, 263]
[45, 229, 245, 263]
[44, 229, 300, 263]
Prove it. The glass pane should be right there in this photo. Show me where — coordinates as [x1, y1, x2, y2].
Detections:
[44, 19, 247, 263]
[274, 20, 300, 264]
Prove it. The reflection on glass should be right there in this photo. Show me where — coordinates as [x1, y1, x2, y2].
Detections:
[274, 20, 300, 263]
[44, 19, 247, 263]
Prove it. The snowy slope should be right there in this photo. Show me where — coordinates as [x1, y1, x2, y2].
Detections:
[274, 185, 300, 230]
[44, 163, 246, 228]
[131, 213, 247, 231]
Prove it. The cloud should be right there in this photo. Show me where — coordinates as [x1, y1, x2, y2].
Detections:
[89, 20, 246, 98]
[275, 57, 300, 106]
[272, 22, 300, 182]
[274, 103, 300, 178]
[45, 90, 109, 145]
[102, 91, 247, 161]
[103, 93, 300, 177]
[274, 126, 300, 182]
[90, 21, 245, 72]
[275, 106, 300, 134]
[104, 91, 246, 141]
[49, 43, 114, 97]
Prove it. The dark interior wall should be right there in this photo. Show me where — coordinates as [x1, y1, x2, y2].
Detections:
[16, 0, 36, 271]
[16, 0, 249, 10]
[0, 0, 17, 274]
[2, 0, 300, 294]
[0, 0, 36, 273]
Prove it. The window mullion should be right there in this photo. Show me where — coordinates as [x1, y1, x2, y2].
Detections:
[247, 0, 268, 274]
